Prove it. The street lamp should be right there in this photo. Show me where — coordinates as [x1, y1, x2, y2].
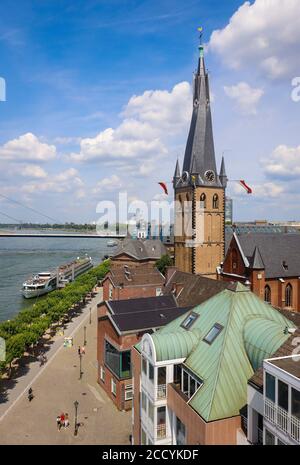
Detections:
[84, 325, 87, 346]
[79, 352, 82, 380]
[74, 400, 79, 436]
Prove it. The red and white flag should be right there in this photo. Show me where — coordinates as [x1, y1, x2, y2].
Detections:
[158, 182, 168, 195]
[239, 180, 252, 194]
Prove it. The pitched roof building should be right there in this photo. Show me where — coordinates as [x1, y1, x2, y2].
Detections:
[132, 283, 296, 445]
[111, 238, 167, 264]
[220, 232, 300, 311]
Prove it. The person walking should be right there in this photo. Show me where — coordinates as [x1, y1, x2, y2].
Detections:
[64, 413, 69, 428]
[81, 346, 85, 355]
[56, 415, 61, 431]
[60, 412, 65, 427]
[78, 346, 81, 356]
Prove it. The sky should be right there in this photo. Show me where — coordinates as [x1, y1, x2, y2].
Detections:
[0, 0, 300, 224]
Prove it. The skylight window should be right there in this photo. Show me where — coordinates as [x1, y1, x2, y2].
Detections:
[203, 323, 223, 344]
[181, 312, 198, 330]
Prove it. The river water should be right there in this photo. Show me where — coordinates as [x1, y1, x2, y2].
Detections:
[0, 234, 113, 321]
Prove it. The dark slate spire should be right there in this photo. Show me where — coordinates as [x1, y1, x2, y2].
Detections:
[182, 41, 220, 187]
[173, 159, 181, 188]
[251, 247, 265, 270]
[219, 156, 228, 188]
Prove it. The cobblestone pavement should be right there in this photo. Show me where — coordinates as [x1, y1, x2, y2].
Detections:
[0, 290, 131, 444]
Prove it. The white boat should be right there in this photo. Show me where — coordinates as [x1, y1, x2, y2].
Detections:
[107, 239, 119, 247]
[22, 256, 93, 298]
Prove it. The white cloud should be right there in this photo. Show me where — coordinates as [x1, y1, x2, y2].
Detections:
[209, 0, 300, 79]
[224, 82, 264, 115]
[20, 165, 48, 179]
[22, 168, 83, 194]
[263, 145, 300, 179]
[233, 181, 284, 198]
[0, 133, 56, 162]
[69, 82, 192, 172]
[93, 174, 123, 193]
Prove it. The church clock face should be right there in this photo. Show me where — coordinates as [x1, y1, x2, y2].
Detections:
[204, 170, 215, 183]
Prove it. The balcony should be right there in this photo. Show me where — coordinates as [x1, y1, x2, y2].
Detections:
[264, 398, 300, 444]
[156, 384, 166, 400]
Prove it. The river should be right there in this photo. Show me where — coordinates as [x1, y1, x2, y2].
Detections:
[0, 234, 113, 321]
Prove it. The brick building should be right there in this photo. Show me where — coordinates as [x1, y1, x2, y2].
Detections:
[101, 262, 165, 302]
[220, 232, 300, 312]
[97, 295, 189, 411]
[132, 283, 295, 445]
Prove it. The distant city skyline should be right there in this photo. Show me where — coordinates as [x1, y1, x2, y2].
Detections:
[0, 0, 299, 223]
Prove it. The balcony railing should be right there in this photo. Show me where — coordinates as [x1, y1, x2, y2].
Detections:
[156, 384, 166, 400]
[156, 423, 166, 439]
[264, 398, 300, 444]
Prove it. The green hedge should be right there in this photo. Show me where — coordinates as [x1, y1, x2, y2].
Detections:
[0, 260, 110, 373]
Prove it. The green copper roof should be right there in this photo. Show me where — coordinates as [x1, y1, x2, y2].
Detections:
[150, 283, 295, 422]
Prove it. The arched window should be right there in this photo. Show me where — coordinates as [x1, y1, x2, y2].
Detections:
[231, 248, 238, 270]
[213, 194, 219, 209]
[264, 285, 271, 303]
[285, 284, 293, 307]
[200, 193, 206, 209]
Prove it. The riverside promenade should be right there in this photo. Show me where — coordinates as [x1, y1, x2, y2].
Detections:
[0, 289, 131, 444]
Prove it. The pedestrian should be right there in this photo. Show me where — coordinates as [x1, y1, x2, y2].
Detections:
[43, 354, 47, 364]
[81, 346, 85, 355]
[64, 413, 69, 428]
[60, 412, 65, 426]
[78, 346, 81, 356]
[56, 415, 61, 431]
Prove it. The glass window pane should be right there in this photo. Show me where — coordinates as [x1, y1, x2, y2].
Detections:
[278, 380, 288, 411]
[176, 416, 186, 445]
[158, 366, 166, 385]
[148, 400, 154, 423]
[121, 351, 131, 378]
[265, 373, 275, 402]
[105, 340, 120, 377]
[142, 357, 147, 375]
[291, 388, 300, 419]
[265, 429, 275, 445]
[141, 429, 146, 445]
[174, 364, 181, 385]
[183, 370, 189, 395]
[203, 323, 223, 344]
[142, 391, 147, 412]
[190, 377, 196, 398]
[149, 363, 154, 382]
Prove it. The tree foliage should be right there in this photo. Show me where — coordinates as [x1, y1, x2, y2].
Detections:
[155, 254, 174, 276]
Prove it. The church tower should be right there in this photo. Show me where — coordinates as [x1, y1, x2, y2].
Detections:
[173, 39, 227, 278]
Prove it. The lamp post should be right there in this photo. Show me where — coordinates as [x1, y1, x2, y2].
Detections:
[84, 325, 87, 346]
[74, 400, 79, 436]
[79, 352, 82, 380]
[89, 307, 92, 325]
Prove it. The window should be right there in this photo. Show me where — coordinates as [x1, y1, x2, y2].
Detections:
[181, 312, 199, 330]
[265, 373, 275, 402]
[148, 400, 154, 423]
[109, 285, 113, 300]
[200, 193, 206, 209]
[105, 340, 131, 379]
[181, 367, 203, 399]
[292, 388, 300, 419]
[174, 364, 182, 385]
[111, 378, 116, 396]
[278, 380, 288, 411]
[212, 194, 219, 209]
[264, 285, 271, 303]
[203, 323, 223, 344]
[149, 363, 154, 382]
[183, 370, 189, 396]
[125, 385, 133, 401]
[285, 284, 293, 307]
[265, 429, 275, 445]
[157, 406, 166, 439]
[141, 428, 147, 445]
[100, 366, 105, 382]
[176, 417, 186, 445]
[156, 287, 162, 296]
[157, 366, 166, 386]
[142, 357, 147, 375]
[142, 391, 147, 412]
[277, 439, 286, 445]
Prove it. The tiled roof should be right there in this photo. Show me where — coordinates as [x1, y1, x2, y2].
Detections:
[106, 263, 165, 287]
[112, 238, 167, 261]
[163, 270, 235, 307]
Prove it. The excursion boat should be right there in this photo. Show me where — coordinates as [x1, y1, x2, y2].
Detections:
[21, 256, 93, 299]
[107, 239, 119, 247]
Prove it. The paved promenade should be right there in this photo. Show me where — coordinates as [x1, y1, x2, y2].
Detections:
[0, 289, 131, 444]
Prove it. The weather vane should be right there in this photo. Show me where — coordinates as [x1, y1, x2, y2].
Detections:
[197, 26, 203, 45]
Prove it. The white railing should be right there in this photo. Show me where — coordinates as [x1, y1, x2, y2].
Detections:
[156, 384, 166, 400]
[156, 423, 166, 439]
[264, 398, 300, 444]
[291, 415, 300, 443]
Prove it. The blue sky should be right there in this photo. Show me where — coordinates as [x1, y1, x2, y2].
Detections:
[0, 0, 299, 224]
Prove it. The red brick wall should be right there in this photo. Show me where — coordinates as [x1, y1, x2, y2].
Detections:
[97, 317, 143, 411]
[223, 244, 246, 277]
[102, 275, 163, 301]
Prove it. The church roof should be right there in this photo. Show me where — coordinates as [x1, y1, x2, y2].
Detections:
[112, 238, 167, 261]
[181, 44, 221, 188]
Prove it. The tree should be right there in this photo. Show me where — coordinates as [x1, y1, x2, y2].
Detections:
[155, 254, 174, 276]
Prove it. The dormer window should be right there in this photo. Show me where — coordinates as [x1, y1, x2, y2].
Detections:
[282, 260, 288, 271]
[203, 323, 223, 344]
[181, 312, 199, 330]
